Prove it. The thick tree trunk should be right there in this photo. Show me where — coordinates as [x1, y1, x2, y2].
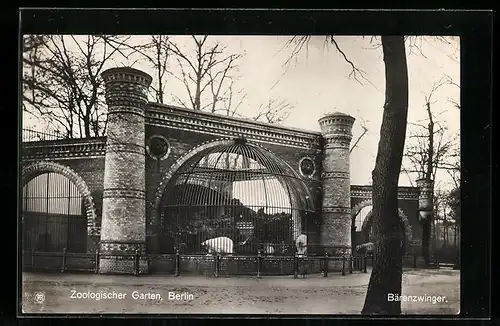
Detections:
[361, 36, 409, 315]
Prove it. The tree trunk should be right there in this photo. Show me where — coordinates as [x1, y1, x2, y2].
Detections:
[361, 36, 409, 315]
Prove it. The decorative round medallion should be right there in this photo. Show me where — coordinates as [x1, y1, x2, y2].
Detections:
[147, 135, 170, 160]
[299, 157, 315, 178]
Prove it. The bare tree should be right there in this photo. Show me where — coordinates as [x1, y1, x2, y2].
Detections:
[22, 35, 48, 53]
[401, 76, 459, 264]
[282, 35, 410, 314]
[220, 80, 247, 118]
[252, 98, 293, 124]
[168, 36, 243, 112]
[22, 35, 132, 138]
[361, 36, 409, 315]
[350, 119, 369, 154]
[133, 35, 171, 104]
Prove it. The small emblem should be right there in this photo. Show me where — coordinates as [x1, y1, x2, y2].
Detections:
[34, 291, 45, 304]
[299, 157, 315, 177]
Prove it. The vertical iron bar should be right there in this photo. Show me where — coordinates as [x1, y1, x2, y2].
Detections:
[61, 248, 67, 273]
[94, 248, 99, 274]
[293, 253, 298, 279]
[215, 253, 220, 278]
[342, 256, 346, 276]
[175, 249, 180, 276]
[349, 255, 353, 274]
[67, 176, 71, 252]
[134, 249, 140, 276]
[257, 250, 261, 279]
[31, 248, 35, 268]
[323, 251, 328, 277]
[45, 173, 50, 251]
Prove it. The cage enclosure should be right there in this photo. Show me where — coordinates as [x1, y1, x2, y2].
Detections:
[158, 137, 315, 255]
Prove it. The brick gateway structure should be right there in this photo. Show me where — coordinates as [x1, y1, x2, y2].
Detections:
[21, 67, 432, 275]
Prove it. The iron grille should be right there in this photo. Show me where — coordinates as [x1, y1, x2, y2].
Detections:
[159, 140, 315, 255]
[21, 172, 87, 253]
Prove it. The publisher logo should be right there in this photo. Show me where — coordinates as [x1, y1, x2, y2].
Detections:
[34, 292, 45, 304]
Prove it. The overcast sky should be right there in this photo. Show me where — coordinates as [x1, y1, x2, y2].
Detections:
[23, 35, 460, 190]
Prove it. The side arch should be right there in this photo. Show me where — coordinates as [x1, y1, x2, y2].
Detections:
[21, 161, 98, 233]
[360, 207, 413, 243]
[351, 199, 373, 219]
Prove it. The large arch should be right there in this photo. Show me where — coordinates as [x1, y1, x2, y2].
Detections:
[21, 161, 98, 233]
[151, 137, 315, 228]
[351, 199, 413, 243]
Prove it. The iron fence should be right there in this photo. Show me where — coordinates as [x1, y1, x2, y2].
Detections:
[22, 249, 404, 277]
[22, 129, 67, 142]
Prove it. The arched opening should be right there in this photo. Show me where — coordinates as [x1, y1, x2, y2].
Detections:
[158, 139, 314, 255]
[22, 172, 87, 253]
[353, 205, 375, 244]
[352, 205, 412, 253]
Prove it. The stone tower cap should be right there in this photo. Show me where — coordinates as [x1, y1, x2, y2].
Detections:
[318, 111, 355, 125]
[101, 67, 153, 86]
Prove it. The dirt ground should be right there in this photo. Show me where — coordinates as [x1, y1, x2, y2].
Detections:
[21, 268, 459, 315]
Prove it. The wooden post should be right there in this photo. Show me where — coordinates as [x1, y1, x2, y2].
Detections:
[342, 256, 346, 276]
[61, 248, 67, 273]
[175, 249, 180, 277]
[323, 251, 328, 277]
[94, 249, 99, 274]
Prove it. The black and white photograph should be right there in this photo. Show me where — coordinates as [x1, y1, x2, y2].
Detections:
[20, 28, 463, 315]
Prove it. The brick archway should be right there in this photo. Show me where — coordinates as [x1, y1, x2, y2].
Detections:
[21, 161, 98, 233]
[351, 199, 412, 242]
[351, 199, 373, 219]
[151, 137, 314, 228]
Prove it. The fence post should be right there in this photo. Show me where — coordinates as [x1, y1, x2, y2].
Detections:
[94, 249, 99, 274]
[256, 250, 262, 279]
[31, 249, 35, 269]
[342, 256, 346, 276]
[61, 248, 67, 273]
[175, 249, 180, 277]
[214, 254, 220, 278]
[323, 251, 328, 277]
[363, 255, 367, 273]
[413, 254, 417, 268]
[134, 249, 140, 276]
[293, 253, 298, 279]
[349, 255, 353, 274]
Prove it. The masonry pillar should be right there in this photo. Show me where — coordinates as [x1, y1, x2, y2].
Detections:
[417, 178, 435, 264]
[319, 112, 355, 256]
[99, 67, 152, 274]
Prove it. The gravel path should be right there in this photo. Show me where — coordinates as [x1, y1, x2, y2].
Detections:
[21, 268, 459, 315]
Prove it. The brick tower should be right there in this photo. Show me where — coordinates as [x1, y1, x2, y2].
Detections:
[99, 67, 152, 274]
[318, 112, 355, 256]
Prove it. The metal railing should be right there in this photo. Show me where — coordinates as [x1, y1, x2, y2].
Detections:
[22, 129, 67, 142]
[22, 249, 389, 277]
